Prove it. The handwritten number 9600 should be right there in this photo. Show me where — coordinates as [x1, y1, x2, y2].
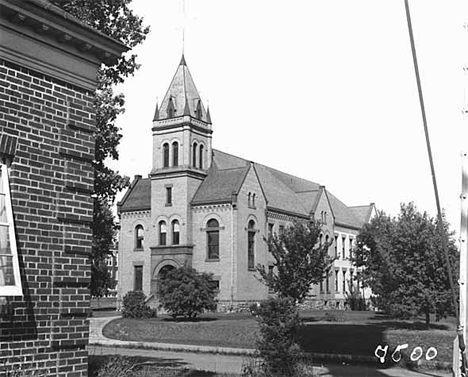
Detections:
[374, 344, 437, 364]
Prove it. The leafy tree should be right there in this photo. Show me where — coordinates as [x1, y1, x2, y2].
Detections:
[353, 202, 458, 328]
[250, 297, 302, 377]
[51, 0, 150, 296]
[158, 266, 218, 319]
[122, 291, 156, 319]
[89, 199, 116, 298]
[254, 220, 333, 376]
[257, 220, 334, 303]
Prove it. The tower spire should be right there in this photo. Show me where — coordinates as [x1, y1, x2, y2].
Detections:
[153, 100, 159, 121]
[156, 56, 207, 121]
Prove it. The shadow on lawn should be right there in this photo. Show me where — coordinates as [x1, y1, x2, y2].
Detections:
[369, 312, 453, 330]
[89, 355, 219, 376]
[162, 317, 218, 323]
[298, 323, 386, 358]
[371, 320, 450, 331]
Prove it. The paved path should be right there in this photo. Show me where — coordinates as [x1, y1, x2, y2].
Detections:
[88, 316, 452, 377]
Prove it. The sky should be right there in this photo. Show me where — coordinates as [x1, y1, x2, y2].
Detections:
[111, 0, 468, 237]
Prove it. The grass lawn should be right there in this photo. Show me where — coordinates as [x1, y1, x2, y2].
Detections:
[103, 310, 455, 368]
[104, 312, 257, 349]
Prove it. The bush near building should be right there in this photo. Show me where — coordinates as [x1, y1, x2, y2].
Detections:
[122, 291, 156, 318]
[158, 266, 217, 319]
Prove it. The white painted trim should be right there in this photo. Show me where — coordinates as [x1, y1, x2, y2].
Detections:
[0, 163, 22, 296]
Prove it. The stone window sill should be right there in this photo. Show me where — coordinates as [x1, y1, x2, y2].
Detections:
[205, 258, 220, 262]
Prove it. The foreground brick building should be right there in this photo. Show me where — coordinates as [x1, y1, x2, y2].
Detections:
[117, 56, 375, 311]
[0, 0, 126, 375]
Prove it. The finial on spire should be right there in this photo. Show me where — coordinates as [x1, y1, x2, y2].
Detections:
[180, 54, 186, 66]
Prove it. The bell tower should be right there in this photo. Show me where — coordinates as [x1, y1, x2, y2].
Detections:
[149, 55, 212, 275]
[151, 55, 212, 174]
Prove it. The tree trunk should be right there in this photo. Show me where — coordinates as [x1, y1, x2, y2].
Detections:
[425, 309, 430, 329]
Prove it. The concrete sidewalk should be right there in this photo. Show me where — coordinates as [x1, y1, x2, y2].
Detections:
[88, 315, 452, 377]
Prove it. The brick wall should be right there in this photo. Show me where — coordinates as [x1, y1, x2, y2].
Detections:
[0, 59, 95, 376]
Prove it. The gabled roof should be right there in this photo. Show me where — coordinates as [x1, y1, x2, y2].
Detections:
[117, 177, 151, 213]
[155, 55, 208, 122]
[253, 163, 310, 217]
[191, 150, 367, 225]
[349, 204, 376, 227]
[327, 192, 363, 229]
[191, 165, 250, 205]
[118, 152, 373, 230]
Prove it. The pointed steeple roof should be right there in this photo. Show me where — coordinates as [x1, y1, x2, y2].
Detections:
[153, 102, 159, 121]
[156, 55, 208, 121]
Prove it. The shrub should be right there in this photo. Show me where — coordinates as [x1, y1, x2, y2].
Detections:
[345, 288, 367, 311]
[91, 356, 137, 377]
[122, 291, 156, 318]
[321, 312, 346, 322]
[253, 297, 302, 377]
[158, 266, 217, 319]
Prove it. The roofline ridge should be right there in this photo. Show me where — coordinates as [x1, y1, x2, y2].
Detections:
[215, 166, 248, 172]
[296, 189, 320, 194]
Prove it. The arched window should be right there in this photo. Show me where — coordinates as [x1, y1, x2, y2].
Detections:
[192, 142, 197, 168]
[172, 220, 180, 245]
[252, 194, 256, 207]
[163, 143, 169, 168]
[206, 219, 219, 260]
[325, 234, 329, 249]
[199, 144, 204, 169]
[247, 220, 256, 270]
[135, 225, 144, 249]
[159, 221, 167, 246]
[167, 97, 175, 118]
[247, 192, 251, 207]
[172, 142, 179, 167]
[319, 233, 323, 246]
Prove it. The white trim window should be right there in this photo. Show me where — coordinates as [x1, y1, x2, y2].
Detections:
[0, 162, 22, 296]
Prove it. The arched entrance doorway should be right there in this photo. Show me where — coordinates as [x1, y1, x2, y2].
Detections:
[151, 260, 179, 297]
[158, 264, 175, 279]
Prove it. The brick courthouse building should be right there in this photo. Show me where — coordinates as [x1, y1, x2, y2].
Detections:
[0, 0, 126, 375]
[117, 56, 375, 311]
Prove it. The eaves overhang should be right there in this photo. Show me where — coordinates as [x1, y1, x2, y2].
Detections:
[0, 0, 129, 90]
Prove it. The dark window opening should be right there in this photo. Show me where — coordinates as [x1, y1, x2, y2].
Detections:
[134, 266, 143, 291]
[163, 143, 169, 168]
[166, 187, 172, 206]
[199, 144, 204, 169]
[172, 220, 180, 245]
[172, 142, 179, 166]
[192, 142, 197, 168]
[248, 220, 255, 270]
[207, 219, 219, 260]
[135, 225, 144, 249]
[159, 221, 167, 246]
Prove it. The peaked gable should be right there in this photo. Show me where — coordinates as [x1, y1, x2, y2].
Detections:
[156, 55, 208, 122]
[349, 203, 376, 227]
[117, 177, 151, 213]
